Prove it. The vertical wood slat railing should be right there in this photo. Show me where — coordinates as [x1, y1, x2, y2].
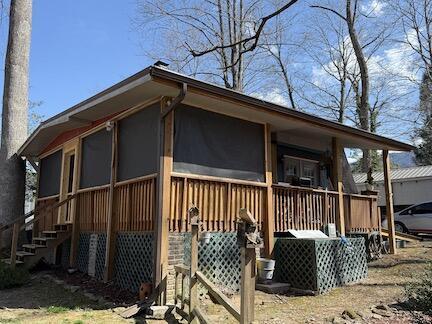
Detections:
[115, 176, 156, 232]
[75, 176, 156, 233]
[273, 184, 379, 233]
[76, 187, 110, 232]
[169, 174, 266, 232]
[344, 193, 380, 233]
[273, 184, 338, 232]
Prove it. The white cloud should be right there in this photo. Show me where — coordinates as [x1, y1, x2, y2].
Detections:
[251, 88, 289, 107]
[361, 0, 387, 17]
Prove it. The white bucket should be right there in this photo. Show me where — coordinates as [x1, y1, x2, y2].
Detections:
[257, 258, 275, 281]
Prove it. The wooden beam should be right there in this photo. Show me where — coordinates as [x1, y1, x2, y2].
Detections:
[104, 123, 118, 281]
[69, 140, 82, 267]
[154, 98, 173, 304]
[10, 222, 20, 269]
[332, 138, 345, 236]
[196, 271, 240, 322]
[382, 150, 396, 254]
[264, 124, 275, 257]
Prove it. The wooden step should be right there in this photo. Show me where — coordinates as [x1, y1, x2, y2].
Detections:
[22, 243, 46, 253]
[16, 251, 35, 262]
[16, 251, 35, 257]
[54, 224, 72, 232]
[32, 237, 56, 246]
[2, 258, 24, 265]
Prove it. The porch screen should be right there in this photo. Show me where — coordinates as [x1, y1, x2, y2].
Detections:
[173, 105, 265, 182]
[38, 149, 62, 197]
[80, 129, 112, 189]
[117, 104, 160, 181]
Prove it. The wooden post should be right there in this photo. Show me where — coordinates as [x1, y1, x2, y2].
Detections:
[10, 223, 20, 268]
[240, 247, 256, 324]
[264, 124, 274, 257]
[332, 138, 345, 236]
[154, 99, 174, 304]
[104, 122, 118, 281]
[382, 150, 396, 254]
[189, 208, 199, 324]
[69, 139, 82, 268]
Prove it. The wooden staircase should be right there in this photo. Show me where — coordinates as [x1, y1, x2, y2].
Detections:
[0, 194, 77, 269]
[3, 224, 72, 269]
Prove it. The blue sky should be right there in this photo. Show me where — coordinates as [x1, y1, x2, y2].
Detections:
[0, 0, 153, 120]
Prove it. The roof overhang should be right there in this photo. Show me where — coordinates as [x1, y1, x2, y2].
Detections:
[19, 65, 415, 157]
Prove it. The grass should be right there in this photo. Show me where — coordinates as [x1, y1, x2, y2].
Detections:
[45, 306, 71, 314]
[0, 261, 29, 289]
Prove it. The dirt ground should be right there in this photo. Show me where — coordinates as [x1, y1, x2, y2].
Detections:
[0, 241, 431, 324]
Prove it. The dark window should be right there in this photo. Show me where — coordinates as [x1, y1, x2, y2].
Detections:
[412, 203, 432, 215]
[38, 150, 62, 198]
[117, 104, 160, 182]
[173, 105, 265, 182]
[80, 129, 112, 189]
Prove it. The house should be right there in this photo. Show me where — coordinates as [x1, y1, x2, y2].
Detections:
[354, 165, 432, 214]
[8, 64, 413, 297]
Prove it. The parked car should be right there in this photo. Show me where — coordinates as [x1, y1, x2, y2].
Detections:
[382, 201, 432, 234]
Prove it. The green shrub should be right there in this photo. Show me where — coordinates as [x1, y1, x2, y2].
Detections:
[0, 261, 29, 289]
[405, 262, 432, 313]
[46, 306, 70, 313]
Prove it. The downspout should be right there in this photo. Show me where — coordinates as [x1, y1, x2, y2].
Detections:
[154, 82, 187, 302]
[161, 83, 188, 119]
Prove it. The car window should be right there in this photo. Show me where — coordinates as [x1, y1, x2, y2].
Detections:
[411, 202, 432, 215]
[400, 208, 411, 215]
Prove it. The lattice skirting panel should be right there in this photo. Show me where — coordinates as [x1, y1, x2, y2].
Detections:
[76, 232, 107, 280]
[114, 232, 154, 293]
[183, 233, 241, 293]
[274, 238, 367, 294]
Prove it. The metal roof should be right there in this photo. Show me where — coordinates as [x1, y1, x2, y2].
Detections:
[353, 165, 432, 183]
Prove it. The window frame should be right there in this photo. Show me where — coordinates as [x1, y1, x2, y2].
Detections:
[282, 155, 320, 186]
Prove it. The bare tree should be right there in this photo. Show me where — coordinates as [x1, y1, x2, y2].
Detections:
[136, 0, 299, 91]
[310, 0, 390, 172]
[387, 0, 432, 163]
[0, 0, 32, 238]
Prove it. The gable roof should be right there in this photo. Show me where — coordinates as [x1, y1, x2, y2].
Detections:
[19, 64, 415, 157]
[353, 165, 432, 183]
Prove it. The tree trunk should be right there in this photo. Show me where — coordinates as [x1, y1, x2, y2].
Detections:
[346, 0, 371, 172]
[0, 0, 32, 245]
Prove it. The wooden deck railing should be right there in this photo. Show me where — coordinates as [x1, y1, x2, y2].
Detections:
[273, 183, 379, 233]
[75, 175, 156, 232]
[169, 173, 266, 232]
[273, 184, 339, 232]
[344, 193, 380, 233]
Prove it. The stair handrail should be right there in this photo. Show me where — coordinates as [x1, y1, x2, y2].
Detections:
[0, 193, 78, 268]
[0, 193, 78, 232]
